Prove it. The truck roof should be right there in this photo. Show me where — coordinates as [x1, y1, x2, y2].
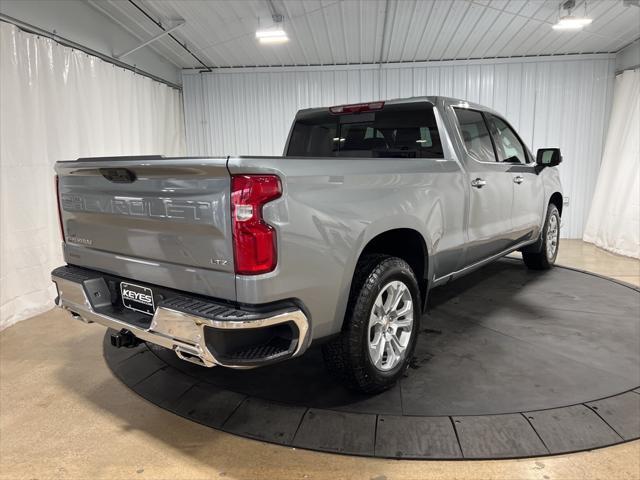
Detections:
[297, 96, 501, 117]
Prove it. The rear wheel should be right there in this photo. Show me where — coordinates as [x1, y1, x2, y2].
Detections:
[322, 255, 421, 393]
[523, 204, 560, 270]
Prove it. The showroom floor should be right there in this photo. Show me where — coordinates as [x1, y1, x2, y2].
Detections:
[1, 240, 638, 480]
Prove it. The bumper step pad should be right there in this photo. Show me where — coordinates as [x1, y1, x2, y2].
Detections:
[160, 297, 267, 322]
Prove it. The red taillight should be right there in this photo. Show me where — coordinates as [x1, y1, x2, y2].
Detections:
[329, 101, 385, 114]
[231, 174, 282, 275]
[55, 175, 65, 240]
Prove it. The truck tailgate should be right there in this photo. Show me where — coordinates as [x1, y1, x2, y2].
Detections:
[55, 157, 236, 300]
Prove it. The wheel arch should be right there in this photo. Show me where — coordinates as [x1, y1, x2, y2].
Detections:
[336, 226, 431, 333]
[358, 228, 429, 283]
[522, 191, 564, 255]
[549, 191, 563, 216]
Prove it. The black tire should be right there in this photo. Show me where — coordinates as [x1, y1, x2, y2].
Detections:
[523, 203, 560, 270]
[322, 255, 422, 394]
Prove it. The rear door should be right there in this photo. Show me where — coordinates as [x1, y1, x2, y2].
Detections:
[486, 114, 544, 242]
[55, 156, 236, 300]
[452, 107, 515, 266]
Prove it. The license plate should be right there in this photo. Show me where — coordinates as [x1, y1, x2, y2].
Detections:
[120, 282, 155, 315]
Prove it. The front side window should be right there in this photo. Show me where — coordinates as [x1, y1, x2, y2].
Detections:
[286, 103, 443, 158]
[453, 108, 496, 163]
[488, 115, 528, 163]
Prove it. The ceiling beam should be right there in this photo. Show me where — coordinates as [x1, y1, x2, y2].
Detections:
[127, 0, 211, 70]
[378, 0, 390, 64]
[116, 21, 185, 59]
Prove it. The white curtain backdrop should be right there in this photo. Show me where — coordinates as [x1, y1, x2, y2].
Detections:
[584, 70, 640, 258]
[0, 23, 186, 330]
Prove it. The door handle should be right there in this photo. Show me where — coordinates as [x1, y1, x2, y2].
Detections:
[513, 176, 524, 184]
[471, 178, 487, 188]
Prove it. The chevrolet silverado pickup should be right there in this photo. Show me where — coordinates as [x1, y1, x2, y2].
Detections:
[52, 96, 563, 393]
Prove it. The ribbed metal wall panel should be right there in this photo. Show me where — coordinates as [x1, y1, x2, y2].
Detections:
[183, 55, 616, 238]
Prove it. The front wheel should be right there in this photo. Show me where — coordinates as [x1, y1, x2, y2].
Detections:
[322, 255, 421, 394]
[523, 204, 560, 270]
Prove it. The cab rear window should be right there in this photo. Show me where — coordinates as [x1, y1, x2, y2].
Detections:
[286, 103, 443, 158]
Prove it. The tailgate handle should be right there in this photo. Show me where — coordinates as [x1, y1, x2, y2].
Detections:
[100, 168, 136, 183]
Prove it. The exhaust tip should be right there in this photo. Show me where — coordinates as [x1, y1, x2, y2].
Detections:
[68, 311, 93, 324]
[175, 346, 214, 367]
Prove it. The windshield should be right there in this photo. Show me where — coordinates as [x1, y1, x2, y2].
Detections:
[286, 103, 443, 158]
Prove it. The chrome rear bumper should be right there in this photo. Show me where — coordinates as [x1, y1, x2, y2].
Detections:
[52, 266, 310, 369]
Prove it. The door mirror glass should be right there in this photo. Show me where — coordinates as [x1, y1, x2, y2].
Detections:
[536, 148, 562, 167]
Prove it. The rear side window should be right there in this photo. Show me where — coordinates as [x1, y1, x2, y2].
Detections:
[453, 108, 496, 163]
[286, 119, 338, 157]
[286, 103, 443, 158]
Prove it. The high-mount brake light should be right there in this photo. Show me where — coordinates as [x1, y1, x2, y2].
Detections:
[231, 174, 282, 275]
[329, 101, 385, 114]
[55, 175, 65, 240]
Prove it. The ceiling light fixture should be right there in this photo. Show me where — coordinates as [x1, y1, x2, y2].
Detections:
[256, 28, 289, 44]
[257, 0, 289, 45]
[553, 0, 593, 30]
[552, 15, 593, 29]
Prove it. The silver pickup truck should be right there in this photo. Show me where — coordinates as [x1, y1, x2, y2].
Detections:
[52, 96, 563, 393]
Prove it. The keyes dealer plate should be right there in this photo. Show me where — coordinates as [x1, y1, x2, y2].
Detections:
[120, 282, 155, 315]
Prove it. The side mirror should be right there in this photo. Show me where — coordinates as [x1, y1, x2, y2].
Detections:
[536, 148, 562, 167]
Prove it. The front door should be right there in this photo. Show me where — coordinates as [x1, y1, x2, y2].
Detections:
[452, 107, 515, 267]
[486, 114, 544, 242]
